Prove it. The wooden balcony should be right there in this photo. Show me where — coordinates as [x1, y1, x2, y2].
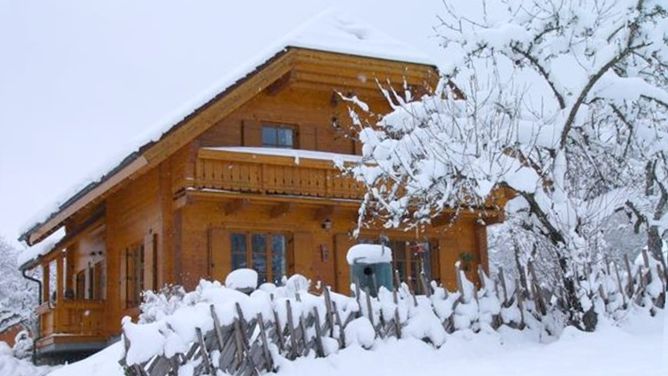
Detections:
[36, 300, 107, 353]
[193, 147, 365, 200]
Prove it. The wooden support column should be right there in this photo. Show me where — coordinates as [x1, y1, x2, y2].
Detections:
[56, 253, 64, 301]
[42, 262, 50, 303]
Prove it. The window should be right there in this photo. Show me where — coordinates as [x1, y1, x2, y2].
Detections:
[262, 125, 295, 148]
[125, 243, 144, 308]
[231, 232, 289, 284]
[391, 240, 431, 294]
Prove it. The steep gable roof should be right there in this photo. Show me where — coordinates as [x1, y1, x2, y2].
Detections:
[19, 8, 437, 249]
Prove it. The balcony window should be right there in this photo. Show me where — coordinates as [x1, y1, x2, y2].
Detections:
[262, 125, 295, 148]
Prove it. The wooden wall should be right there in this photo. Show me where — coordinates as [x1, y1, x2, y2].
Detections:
[105, 167, 162, 330]
[197, 84, 391, 154]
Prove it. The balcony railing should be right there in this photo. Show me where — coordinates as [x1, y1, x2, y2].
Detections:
[37, 299, 106, 339]
[193, 148, 365, 200]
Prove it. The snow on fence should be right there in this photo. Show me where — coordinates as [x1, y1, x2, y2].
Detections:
[120, 251, 666, 376]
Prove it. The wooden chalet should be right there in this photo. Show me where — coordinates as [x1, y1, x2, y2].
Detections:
[18, 13, 507, 358]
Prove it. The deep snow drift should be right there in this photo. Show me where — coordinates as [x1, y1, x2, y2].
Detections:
[42, 310, 664, 376]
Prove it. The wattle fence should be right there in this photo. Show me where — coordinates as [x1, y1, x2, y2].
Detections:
[120, 251, 666, 376]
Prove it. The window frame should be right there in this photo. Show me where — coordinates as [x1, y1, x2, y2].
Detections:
[261, 124, 297, 149]
[230, 231, 291, 285]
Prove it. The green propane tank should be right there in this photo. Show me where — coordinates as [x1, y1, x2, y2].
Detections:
[346, 244, 393, 297]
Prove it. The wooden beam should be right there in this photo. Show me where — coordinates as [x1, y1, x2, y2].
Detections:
[270, 202, 292, 218]
[313, 205, 335, 221]
[223, 199, 249, 216]
[265, 70, 293, 96]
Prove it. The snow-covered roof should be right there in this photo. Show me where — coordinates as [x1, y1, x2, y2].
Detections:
[19, 7, 436, 246]
[204, 147, 362, 165]
[17, 228, 65, 269]
[286, 9, 433, 66]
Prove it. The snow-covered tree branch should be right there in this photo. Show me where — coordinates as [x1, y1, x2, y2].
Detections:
[345, 0, 667, 330]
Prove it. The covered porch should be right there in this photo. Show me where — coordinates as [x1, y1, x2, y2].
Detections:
[21, 220, 109, 357]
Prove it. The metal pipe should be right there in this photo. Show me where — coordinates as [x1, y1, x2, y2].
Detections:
[21, 269, 42, 363]
[21, 269, 42, 304]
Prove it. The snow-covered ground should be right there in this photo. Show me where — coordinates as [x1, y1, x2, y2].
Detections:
[41, 311, 665, 376]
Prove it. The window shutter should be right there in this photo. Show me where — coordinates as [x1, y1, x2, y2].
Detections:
[292, 232, 313, 280]
[208, 227, 230, 283]
[120, 248, 127, 308]
[334, 233, 355, 294]
[144, 233, 157, 291]
[242, 120, 261, 146]
[298, 125, 316, 150]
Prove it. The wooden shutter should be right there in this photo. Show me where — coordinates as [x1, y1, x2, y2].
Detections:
[120, 248, 127, 307]
[208, 228, 230, 283]
[437, 235, 459, 291]
[242, 120, 262, 146]
[292, 232, 314, 280]
[144, 233, 158, 291]
[298, 125, 316, 150]
[334, 233, 355, 294]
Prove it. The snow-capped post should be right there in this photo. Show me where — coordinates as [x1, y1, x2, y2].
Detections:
[285, 299, 298, 359]
[210, 304, 225, 352]
[624, 255, 635, 297]
[498, 267, 509, 306]
[323, 286, 335, 336]
[613, 262, 628, 308]
[257, 312, 273, 370]
[195, 327, 212, 375]
[271, 302, 285, 352]
[312, 307, 325, 357]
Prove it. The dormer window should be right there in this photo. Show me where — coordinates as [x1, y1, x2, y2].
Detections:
[262, 124, 295, 148]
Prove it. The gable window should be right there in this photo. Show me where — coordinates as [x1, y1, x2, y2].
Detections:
[262, 125, 295, 148]
[230, 232, 289, 284]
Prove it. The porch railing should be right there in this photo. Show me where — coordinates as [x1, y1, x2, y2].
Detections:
[37, 299, 106, 338]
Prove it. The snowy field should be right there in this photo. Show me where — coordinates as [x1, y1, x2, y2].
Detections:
[276, 313, 666, 376]
[11, 310, 659, 376]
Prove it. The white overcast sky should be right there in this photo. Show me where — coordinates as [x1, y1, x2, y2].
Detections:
[0, 0, 448, 247]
